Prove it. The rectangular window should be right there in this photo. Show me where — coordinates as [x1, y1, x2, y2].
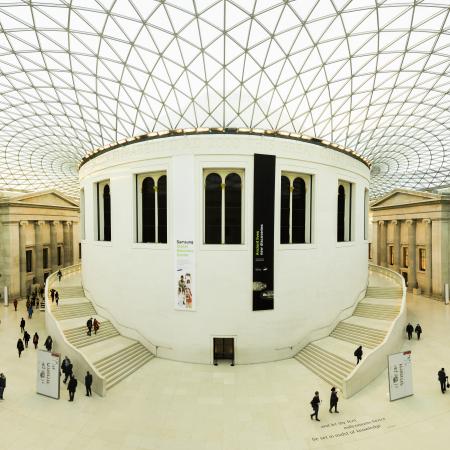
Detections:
[80, 188, 85, 240]
[204, 169, 244, 244]
[419, 248, 426, 271]
[402, 246, 408, 268]
[95, 180, 111, 241]
[388, 245, 394, 266]
[337, 180, 354, 242]
[136, 172, 167, 243]
[364, 188, 369, 240]
[43, 248, 49, 268]
[280, 172, 313, 244]
[57, 246, 62, 266]
[26, 250, 32, 273]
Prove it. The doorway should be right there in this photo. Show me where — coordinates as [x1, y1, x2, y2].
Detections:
[213, 337, 234, 366]
[401, 271, 408, 287]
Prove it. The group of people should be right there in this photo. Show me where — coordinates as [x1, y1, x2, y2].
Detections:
[49, 288, 60, 306]
[61, 356, 93, 401]
[406, 323, 422, 340]
[310, 388, 339, 421]
[86, 317, 100, 336]
[17, 317, 45, 357]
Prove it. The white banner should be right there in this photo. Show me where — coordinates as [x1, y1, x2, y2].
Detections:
[388, 350, 413, 401]
[37, 350, 60, 399]
[173, 154, 196, 311]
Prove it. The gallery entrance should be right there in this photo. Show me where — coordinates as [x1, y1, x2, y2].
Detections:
[213, 337, 235, 366]
[401, 271, 408, 287]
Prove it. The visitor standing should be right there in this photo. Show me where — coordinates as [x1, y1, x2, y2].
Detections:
[93, 318, 100, 335]
[67, 375, 77, 401]
[0, 373, 5, 399]
[438, 368, 448, 394]
[32, 332, 39, 349]
[85, 371, 93, 397]
[50, 288, 55, 302]
[86, 317, 93, 336]
[23, 330, 30, 348]
[57, 269, 62, 282]
[406, 323, 414, 340]
[354, 345, 363, 364]
[17, 338, 24, 357]
[415, 324, 422, 340]
[55, 291, 59, 306]
[310, 391, 321, 421]
[27, 305, 33, 319]
[44, 336, 52, 352]
[13, 299, 18, 311]
[329, 387, 339, 413]
[19, 318, 25, 334]
[61, 356, 71, 383]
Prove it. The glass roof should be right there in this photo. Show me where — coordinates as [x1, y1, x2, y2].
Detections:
[0, 1, 449, 197]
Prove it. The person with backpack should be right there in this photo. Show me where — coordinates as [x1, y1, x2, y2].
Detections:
[86, 317, 93, 336]
[406, 323, 414, 340]
[23, 331, 30, 348]
[438, 368, 448, 394]
[32, 332, 39, 349]
[354, 345, 363, 364]
[67, 375, 77, 401]
[17, 338, 24, 357]
[310, 391, 321, 421]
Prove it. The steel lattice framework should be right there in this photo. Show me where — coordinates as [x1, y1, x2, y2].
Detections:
[0, 0, 449, 197]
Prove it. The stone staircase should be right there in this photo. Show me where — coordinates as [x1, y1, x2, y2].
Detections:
[295, 271, 403, 393]
[50, 277, 154, 392]
[94, 342, 155, 390]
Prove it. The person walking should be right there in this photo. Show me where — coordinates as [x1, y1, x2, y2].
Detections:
[415, 324, 422, 340]
[23, 330, 30, 349]
[354, 345, 363, 364]
[329, 387, 339, 413]
[61, 356, 71, 383]
[0, 373, 5, 399]
[27, 305, 33, 319]
[85, 371, 93, 397]
[44, 336, 52, 352]
[406, 323, 414, 340]
[32, 332, 39, 349]
[13, 299, 18, 311]
[55, 291, 59, 306]
[57, 269, 62, 282]
[438, 368, 448, 394]
[93, 318, 100, 335]
[50, 288, 55, 302]
[19, 317, 25, 334]
[67, 375, 77, 401]
[310, 391, 321, 421]
[17, 338, 24, 357]
[86, 317, 93, 336]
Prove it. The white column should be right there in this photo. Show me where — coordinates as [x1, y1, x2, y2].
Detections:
[19, 220, 28, 297]
[424, 218, 432, 296]
[406, 219, 417, 292]
[392, 219, 401, 273]
[34, 220, 45, 284]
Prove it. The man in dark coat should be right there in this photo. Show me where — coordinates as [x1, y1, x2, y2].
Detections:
[23, 331, 30, 348]
[0, 373, 5, 399]
[19, 317, 25, 333]
[85, 371, 93, 397]
[86, 317, 93, 336]
[61, 356, 71, 383]
[329, 387, 339, 413]
[438, 368, 448, 394]
[310, 391, 321, 421]
[354, 346, 363, 364]
[17, 338, 24, 357]
[415, 324, 422, 340]
[44, 336, 52, 352]
[33, 332, 39, 349]
[406, 323, 414, 340]
[68, 375, 77, 401]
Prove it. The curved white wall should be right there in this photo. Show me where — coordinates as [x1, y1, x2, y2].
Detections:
[79, 134, 370, 364]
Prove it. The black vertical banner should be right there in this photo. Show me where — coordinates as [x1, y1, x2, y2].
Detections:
[252, 154, 275, 311]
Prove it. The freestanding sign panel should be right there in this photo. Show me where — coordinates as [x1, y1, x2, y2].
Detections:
[388, 350, 413, 401]
[252, 154, 275, 311]
[37, 350, 60, 399]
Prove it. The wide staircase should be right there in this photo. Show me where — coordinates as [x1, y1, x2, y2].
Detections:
[49, 274, 154, 392]
[294, 273, 403, 393]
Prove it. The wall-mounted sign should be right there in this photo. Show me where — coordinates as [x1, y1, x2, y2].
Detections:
[252, 154, 275, 311]
[37, 350, 60, 399]
[388, 350, 413, 401]
[175, 239, 195, 310]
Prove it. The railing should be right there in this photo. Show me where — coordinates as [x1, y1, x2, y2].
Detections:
[341, 263, 406, 398]
[45, 264, 107, 397]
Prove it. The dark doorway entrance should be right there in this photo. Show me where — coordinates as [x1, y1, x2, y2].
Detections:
[401, 271, 408, 287]
[213, 337, 234, 366]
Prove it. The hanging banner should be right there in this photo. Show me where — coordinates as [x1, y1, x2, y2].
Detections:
[37, 350, 60, 399]
[388, 350, 413, 401]
[173, 154, 196, 311]
[252, 154, 275, 310]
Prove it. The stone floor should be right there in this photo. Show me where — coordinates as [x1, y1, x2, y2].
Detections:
[0, 289, 449, 450]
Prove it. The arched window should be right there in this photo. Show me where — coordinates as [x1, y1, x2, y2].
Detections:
[337, 184, 346, 242]
[103, 184, 111, 241]
[280, 173, 312, 244]
[292, 177, 306, 243]
[280, 176, 290, 244]
[157, 175, 167, 243]
[142, 177, 155, 243]
[205, 173, 222, 244]
[225, 173, 241, 244]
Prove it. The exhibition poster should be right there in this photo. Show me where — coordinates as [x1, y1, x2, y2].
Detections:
[388, 350, 413, 401]
[37, 349, 60, 399]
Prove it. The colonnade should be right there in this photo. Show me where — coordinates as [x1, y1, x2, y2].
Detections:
[19, 220, 73, 297]
[376, 218, 432, 295]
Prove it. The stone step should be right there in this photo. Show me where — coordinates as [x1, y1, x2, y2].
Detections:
[353, 304, 399, 320]
[100, 346, 150, 378]
[330, 329, 383, 349]
[95, 342, 144, 371]
[64, 320, 115, 337]
[299, 346, 352, 379]
[294, 354, 343, 391]
[337, 321, 387, 338]
[56, 287, 86, 298]
[105, 354, 155, 390]
[52, 303, 97, 320]
[64, 325, 120, 348]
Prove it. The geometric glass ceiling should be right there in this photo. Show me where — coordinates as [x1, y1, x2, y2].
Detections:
[0, 1, 449, 197]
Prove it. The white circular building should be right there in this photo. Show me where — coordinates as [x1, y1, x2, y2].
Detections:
[79, 129, 370, 364]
